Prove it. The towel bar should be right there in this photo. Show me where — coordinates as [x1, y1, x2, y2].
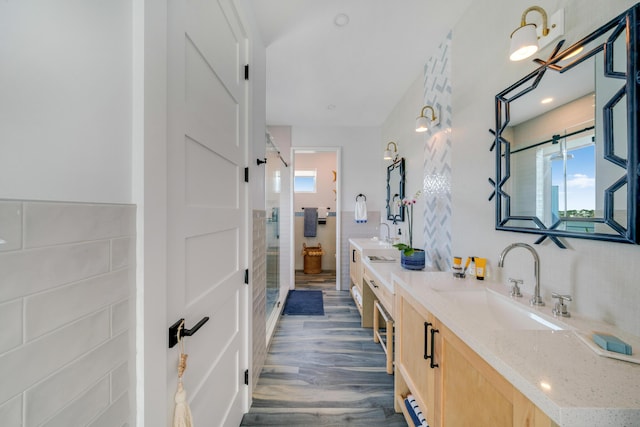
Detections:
[373, 300, 394, 374]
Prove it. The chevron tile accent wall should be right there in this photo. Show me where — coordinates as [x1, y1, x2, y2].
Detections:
[422, 31, 452, 271]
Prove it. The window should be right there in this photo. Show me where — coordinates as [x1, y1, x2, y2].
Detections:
[536, 133, 596, 230]
[294, 170, 317, 193]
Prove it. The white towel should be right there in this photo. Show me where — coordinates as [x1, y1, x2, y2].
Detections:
[355, 199, 367, 223]
[351, 286, 363, 307]
[406, 394, 429, 427]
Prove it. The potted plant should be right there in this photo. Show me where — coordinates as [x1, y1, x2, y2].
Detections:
[393, 190, 425, 270]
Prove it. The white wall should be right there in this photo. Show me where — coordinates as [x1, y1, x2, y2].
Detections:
[450, 0, 640, 336]
[0, 2, 137, 426]
[247, 9, 267, 212]
[381, 75, 427, 250]
[294, 152, 337, 270]
[293, 152, 337, 212]
[292, 126, 383, 214]
[0, 0, 133, 204]
[379, 0, 640, 336]
[291, 126, 382, 289]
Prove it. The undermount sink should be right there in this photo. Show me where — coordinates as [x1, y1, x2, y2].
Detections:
[435, 288, 565, 331]
[369, 238, 393, 247]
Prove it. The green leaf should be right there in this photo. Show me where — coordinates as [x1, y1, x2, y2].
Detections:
[392, 243, 415, 256]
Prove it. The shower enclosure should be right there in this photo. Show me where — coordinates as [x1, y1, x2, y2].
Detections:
[265, 135, 286, 321]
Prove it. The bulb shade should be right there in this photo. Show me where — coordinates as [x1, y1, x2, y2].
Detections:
[510, 23, 539, 61]
[383, 150, 392, 160]
[415, 116, 429, 132]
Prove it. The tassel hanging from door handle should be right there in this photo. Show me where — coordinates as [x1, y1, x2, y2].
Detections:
[173, 320, 194, 427]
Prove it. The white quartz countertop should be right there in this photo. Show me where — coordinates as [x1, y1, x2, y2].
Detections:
[362, 253, 434, 295]
[362, 258, 400, 294]
[388, 270, 640, 427]
[349, 237, 396, 252]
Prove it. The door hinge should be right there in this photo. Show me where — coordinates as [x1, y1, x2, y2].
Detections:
[244, 167, 249, 182]
[244, 369, 249, 385]
[244, 64, 249, 81]
[244, 269, 249, 284]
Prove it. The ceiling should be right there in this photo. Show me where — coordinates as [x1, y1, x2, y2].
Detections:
[246, 0, 472, 127]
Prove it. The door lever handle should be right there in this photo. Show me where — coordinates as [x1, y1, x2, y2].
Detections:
[169, 317, 210, 348]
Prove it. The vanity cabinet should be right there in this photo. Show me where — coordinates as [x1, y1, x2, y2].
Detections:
[363, 265, 394, 319]
[349, 243, 363, 316]
[395, 285, 442, 426]
[363, 264, 395, 373]
[394, 285, 557, 427]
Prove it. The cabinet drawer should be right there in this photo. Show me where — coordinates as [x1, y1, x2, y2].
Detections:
[363, 269, 394, 318]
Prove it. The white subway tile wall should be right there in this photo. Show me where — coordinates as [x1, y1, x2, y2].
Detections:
[252, 209, 267, 389]
[0, 200, 135, 426]
[0, 395, 22, 425]
[340, 211, 380, 290]
[0, 202, 22, 252]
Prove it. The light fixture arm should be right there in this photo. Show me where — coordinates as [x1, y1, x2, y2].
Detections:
[419, 106, 437, 121]
[520, 6, 549, 36]
[385, 141, 398, 152]
[383, 141, 398, 161]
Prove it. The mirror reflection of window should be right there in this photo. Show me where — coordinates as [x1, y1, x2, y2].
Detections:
[546, 137, 595, 232]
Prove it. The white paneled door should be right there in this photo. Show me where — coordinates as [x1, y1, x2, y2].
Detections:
[167, 0, 248, 425]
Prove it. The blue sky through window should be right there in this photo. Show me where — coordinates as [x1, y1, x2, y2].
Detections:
[551, 144, 595, 210]
[294, 170, 317, 193]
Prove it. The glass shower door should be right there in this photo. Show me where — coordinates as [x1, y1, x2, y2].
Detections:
[265, 141, 282, 320]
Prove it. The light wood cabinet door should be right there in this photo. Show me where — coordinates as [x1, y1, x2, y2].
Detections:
[441, 326, 512, 426]
[396, 288, 441, 427]
[440, 324, 557, 427]
[349, 243, 362, 292]
[394, 287, 557, 427]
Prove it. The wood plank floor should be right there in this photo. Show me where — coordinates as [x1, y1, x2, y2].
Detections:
[241, 271, 407, 426]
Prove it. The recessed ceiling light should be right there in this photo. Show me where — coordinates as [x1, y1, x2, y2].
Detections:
[334, 13, 349, 27]
[541, 97, 553, 104]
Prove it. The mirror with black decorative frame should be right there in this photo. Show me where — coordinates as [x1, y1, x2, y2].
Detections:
[492, 3, 639, 247]
[386, 157, 405, 222]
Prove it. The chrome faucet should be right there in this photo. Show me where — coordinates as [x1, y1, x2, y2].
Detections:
[380, 223, 391, 243]
[498, 243, 544, 306]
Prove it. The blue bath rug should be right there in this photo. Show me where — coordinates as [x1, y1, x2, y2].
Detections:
[283, 290, 324, 315]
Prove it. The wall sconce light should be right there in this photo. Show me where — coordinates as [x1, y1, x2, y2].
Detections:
[383, 141, 398, 161]
[509, 6, 564, 61]
[415, 106, 439, 132]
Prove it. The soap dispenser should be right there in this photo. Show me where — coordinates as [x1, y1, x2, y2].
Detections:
[468, 257, 476, 277]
